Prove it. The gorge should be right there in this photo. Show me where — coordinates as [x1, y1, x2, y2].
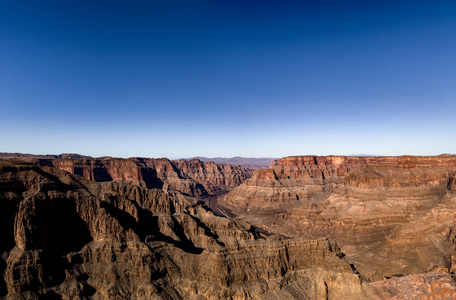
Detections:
[1, 154, 456, 299]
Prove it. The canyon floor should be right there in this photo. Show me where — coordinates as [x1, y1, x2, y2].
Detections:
[1, 153, 456, 299]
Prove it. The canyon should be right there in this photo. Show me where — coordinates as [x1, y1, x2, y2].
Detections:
[220, 155, 456, 293]
[1, 154, 456, 299]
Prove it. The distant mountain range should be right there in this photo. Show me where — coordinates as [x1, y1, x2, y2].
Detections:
[0, 152, 92, 159]
[182, 156, 277, 169]
[0, 152, 277, 169]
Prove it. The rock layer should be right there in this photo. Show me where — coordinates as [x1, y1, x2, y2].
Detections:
[3, 154, 456, 299]
[220, 155, 456, 280]
[369, 268, 456, 299]
[33, 157, 252, 198]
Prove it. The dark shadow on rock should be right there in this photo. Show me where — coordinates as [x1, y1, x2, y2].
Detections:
[74, 273, 96, 296]
[35, 159, 54, 167]
[72, 167, 85, 177]
[80, 281, 96, 297]
[0, 257, 7, 296]
[135, 158, 164, 189]
[100, 200, 204, 254]
[140, 168, 164, 189]
[31, 198, 93, 255]
[93, 161, 113, 182]
[100, 200, 138, 232]
[41, 290, 63, 300]
[187, 214, 225, 247]
[169, 215, 204, 254]
[0, 198, 20, 252]
[170, 162, 184, 179]
[178, 182, 208, 198]
[189, 183, 208, 198]
[20, 197, 94, 291]
[34, 168, 75, 193]
[135, 203, 205, 254]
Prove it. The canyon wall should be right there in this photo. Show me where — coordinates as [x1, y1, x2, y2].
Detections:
[33, 157, 252, 198]
[2, 154, 456, 298]
[220, 155, 456, 280]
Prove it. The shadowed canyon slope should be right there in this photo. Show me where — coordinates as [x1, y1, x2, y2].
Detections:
[0, 158, 371, 299]
[220, 155, 456, 283]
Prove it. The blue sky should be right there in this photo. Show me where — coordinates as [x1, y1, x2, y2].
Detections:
[1, 0, 455, 158]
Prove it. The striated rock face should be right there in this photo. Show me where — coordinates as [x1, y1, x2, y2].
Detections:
[32, 157, 252, 198]
[220, 155, 456, 280]
[0, 160, 370, 299]
[369, 269, 456, 299]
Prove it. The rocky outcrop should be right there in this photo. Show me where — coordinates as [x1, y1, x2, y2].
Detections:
[369, 268, 456, 299]
[33, 157, 252, 198]
[220, 155, 456, 280]
[0, 160, 370, 299]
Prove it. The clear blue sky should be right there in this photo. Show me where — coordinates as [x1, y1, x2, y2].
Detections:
[1, 1, 455, 158]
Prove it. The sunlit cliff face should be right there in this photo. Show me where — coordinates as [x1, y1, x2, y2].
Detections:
[221, 155, 456, 281]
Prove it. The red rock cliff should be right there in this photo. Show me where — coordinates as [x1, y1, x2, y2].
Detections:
[34, 157, 252, 198]
[221, 155, 456, 281]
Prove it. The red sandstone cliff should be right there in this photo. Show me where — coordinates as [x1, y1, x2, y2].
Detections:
[220, 155, 456, 283]
[33, 157, 252, 198]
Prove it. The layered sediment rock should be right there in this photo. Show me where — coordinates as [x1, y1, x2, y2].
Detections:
[220, 155, 456, 280]
[33, 157, 251, 198]
[369, 268, 456, 299]
[0, 160, 369, 299]
[3, 154, 455, 298]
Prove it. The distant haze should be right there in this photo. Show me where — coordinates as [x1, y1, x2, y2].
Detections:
[0, 152, 277, 169]
[182, 157, 278, 169]
[1, 1, 455, 157]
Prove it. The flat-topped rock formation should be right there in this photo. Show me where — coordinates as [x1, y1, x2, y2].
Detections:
[0, 160, 369, 299]
[220, 155, 456, 281]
